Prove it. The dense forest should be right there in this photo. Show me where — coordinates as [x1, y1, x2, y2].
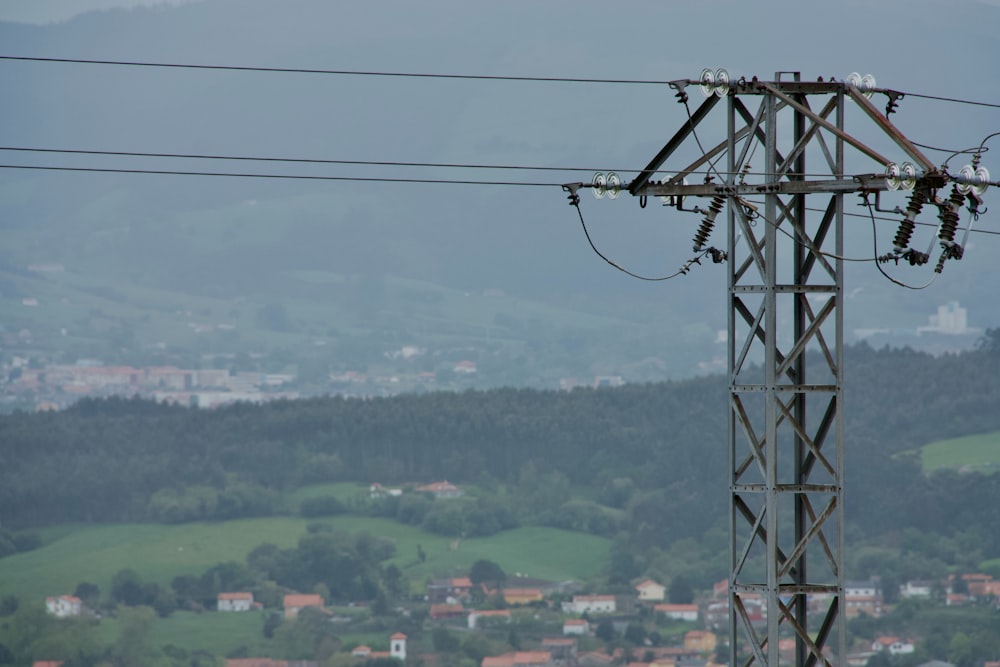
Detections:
[2, 334, 1000, 563]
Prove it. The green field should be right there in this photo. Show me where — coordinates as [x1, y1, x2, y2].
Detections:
[285, 482, 371, 507]
[91, 609, 422, 657]
[0, 515, 610, 602]
[96, 609, 270, 655]
[919, 430, 1000, 473]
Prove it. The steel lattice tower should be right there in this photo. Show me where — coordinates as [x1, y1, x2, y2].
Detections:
[617, 70, 943, 666]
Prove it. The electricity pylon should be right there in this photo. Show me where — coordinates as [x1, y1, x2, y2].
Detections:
[577, 70, 988, 666]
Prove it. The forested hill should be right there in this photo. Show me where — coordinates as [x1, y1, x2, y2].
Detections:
[2, 336, 1000, 552]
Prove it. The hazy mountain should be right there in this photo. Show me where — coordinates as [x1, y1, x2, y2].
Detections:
[1, 0, 998, 385]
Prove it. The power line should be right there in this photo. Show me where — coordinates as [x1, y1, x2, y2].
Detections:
[0, 55, 667, 85]
[3, 145, 931, 181]
[2, 162, 997, 238]
[811, 205, 1000, 237]
[0, 163, 562, 187]
[901, 90, 1000, 110]
[4, 55, 1000, 108]
[0, 145, 639, 175]
[565, 187, 710, 281]
[864, 201, 938, 290]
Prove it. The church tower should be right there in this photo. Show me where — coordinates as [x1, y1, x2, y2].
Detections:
[390, 632, 407, 662]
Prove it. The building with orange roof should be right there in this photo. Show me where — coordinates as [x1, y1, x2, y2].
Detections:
[502, 587, 544, 605]
[635, 579, 665, 601]
[416, 481, 464, 498]
[683, 630, 717, 654]
[45, 595, 82, 617]
[430, 603, 467, 620]
[481, 652, 552, 667]
[576, 652, 613, 667]
[428, 576, 479, 603]
[283, 593, 324, 619]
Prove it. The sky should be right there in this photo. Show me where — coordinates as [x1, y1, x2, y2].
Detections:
[1, 0, 998, 380]
[0, 0, 199, 24]
[0, 0, 987, 22]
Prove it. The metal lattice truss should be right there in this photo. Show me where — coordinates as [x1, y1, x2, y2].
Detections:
[626, 73, 937, 666]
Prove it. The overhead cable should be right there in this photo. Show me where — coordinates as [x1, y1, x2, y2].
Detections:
[0, 55, 666, 85]
[3, 55, 1000, 108]
[0, 163, 562, 187]
[0, 145, 640, 175]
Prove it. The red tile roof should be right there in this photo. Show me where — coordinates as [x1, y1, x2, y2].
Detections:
[283, 594, 324, 608]
[482, 652, 552, 667]
[430, 603, 467, 618]
[219, 592, 253, 600]
[417, 481, 461, 493]
[874, 636, 901, 647]
[226, 660, 288, 667]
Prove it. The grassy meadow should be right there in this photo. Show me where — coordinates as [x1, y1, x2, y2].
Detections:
[919, 430, 1000, 473]
[0, 502, 610, 602]
[95, 609, 269, 655]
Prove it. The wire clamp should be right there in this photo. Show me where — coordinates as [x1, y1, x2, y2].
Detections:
[562, 183, 582, 206]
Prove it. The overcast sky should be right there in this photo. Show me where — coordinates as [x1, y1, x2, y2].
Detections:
[2, 0, 998, 358]
[0, 0, 200, 24]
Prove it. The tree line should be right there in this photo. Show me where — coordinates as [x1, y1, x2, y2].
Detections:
[2, 336, 1000, 561]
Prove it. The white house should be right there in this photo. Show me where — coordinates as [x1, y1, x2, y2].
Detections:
[562, 595, 616, 614]
[845, 579, 884, 619]
[654, 603, 699, 622]
[45, 595, 82, 617]
[217, 591, 254, 611]
[635, 579, 666, 602]
[845, 580, 879, 598]
[563, 619, 589, 636]
[900, 580, 933, 599]
[872, 636, 915, 655]
[370, 483, 403, 498]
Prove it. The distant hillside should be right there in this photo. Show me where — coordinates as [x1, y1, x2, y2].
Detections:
[2, 340, 1000, 556]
